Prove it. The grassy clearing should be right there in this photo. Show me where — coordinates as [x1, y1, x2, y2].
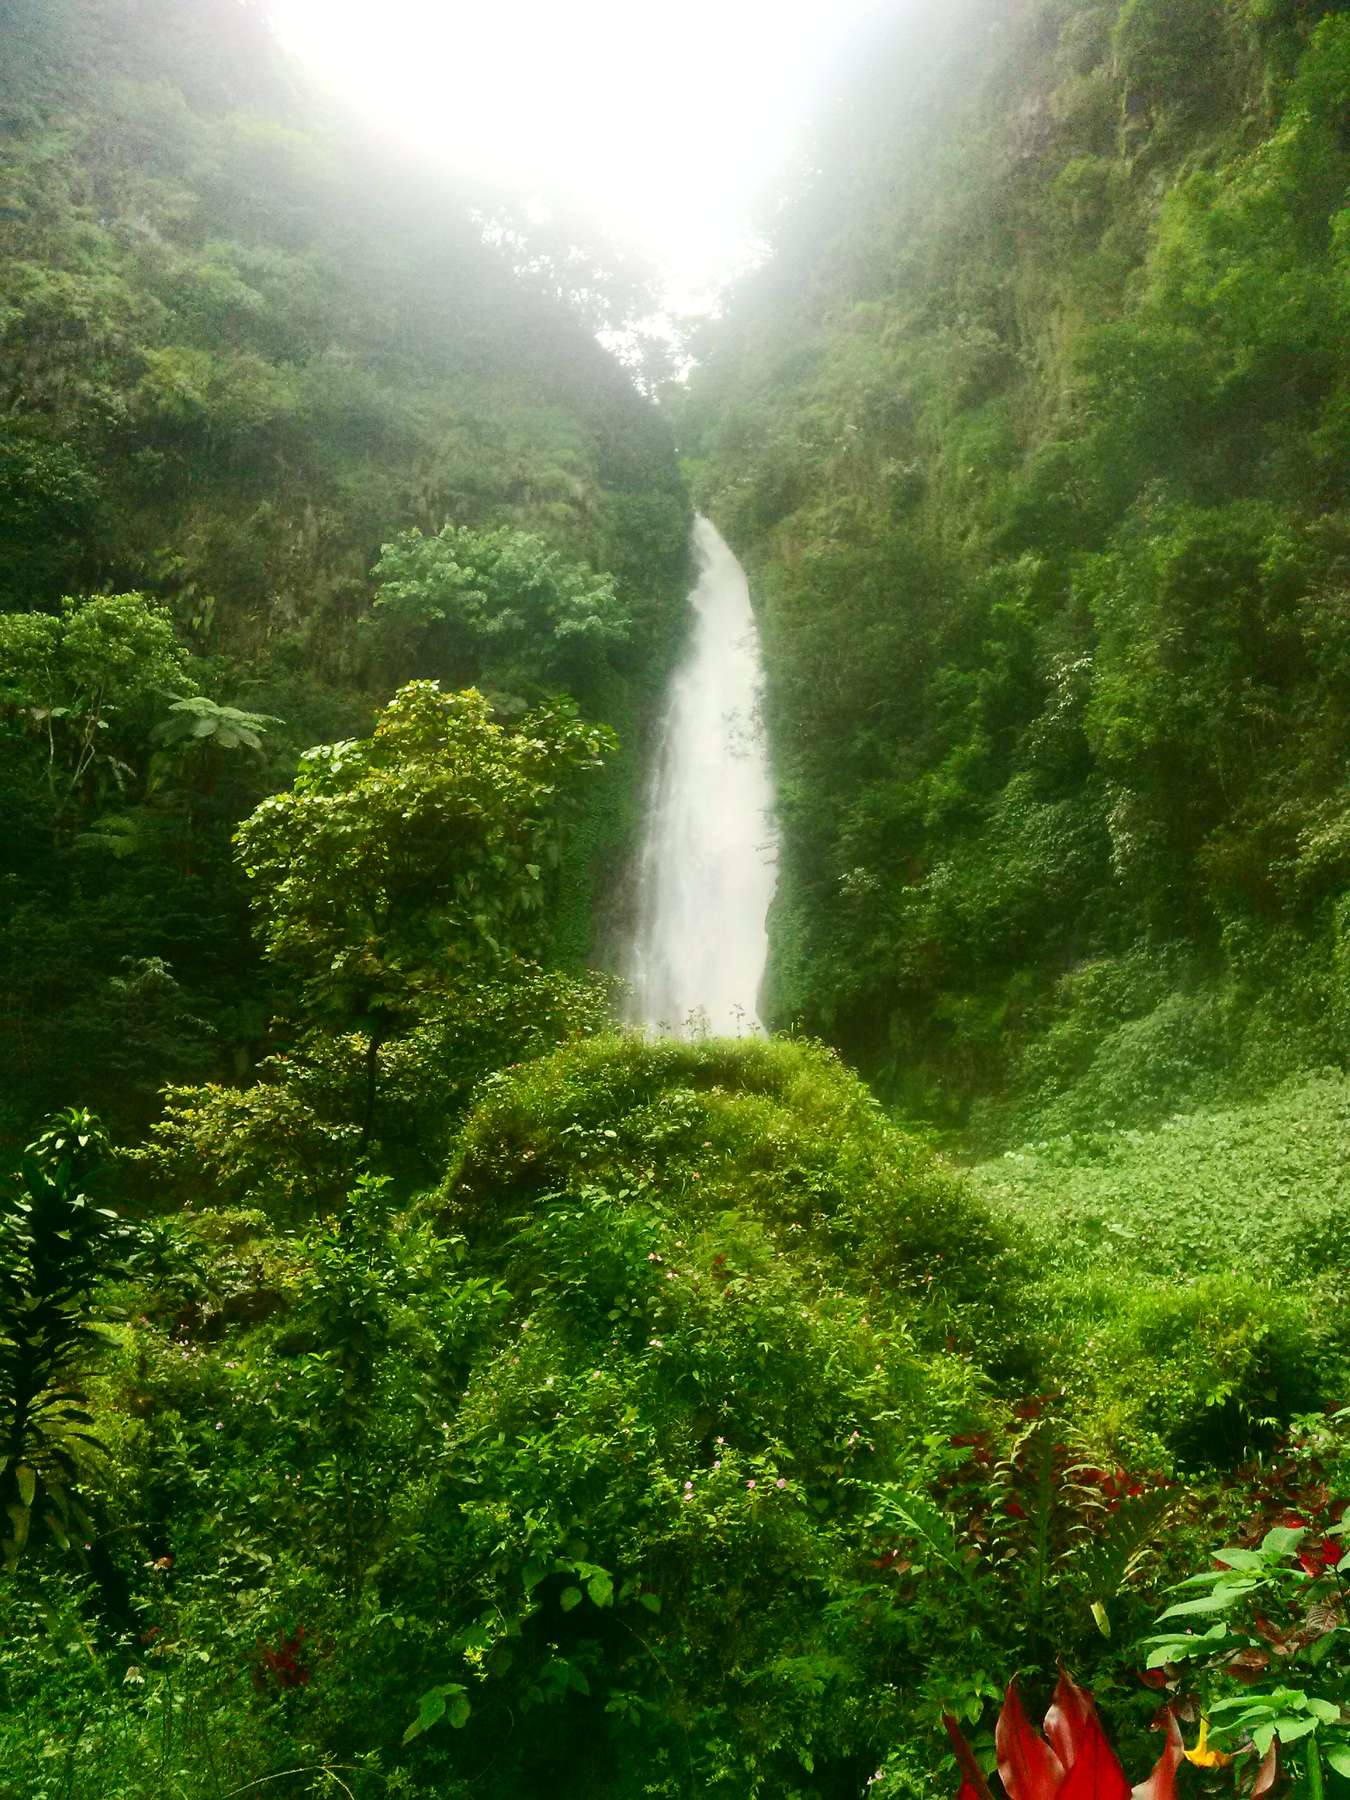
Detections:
[967, 1072, 1350, 1470]
[969, 1070, 1350, 1285]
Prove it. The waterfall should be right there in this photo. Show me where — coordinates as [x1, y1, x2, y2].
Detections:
[623, 516, 778, 1036]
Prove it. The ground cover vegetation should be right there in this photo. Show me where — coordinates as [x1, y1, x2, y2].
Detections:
[686, 0, 1350, 1140]
[2, 1012, 1347, 1795]
[2, 0, 1349, 1796]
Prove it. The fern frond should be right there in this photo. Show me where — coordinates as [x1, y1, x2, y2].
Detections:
[1072, 1486, 1175, 1606]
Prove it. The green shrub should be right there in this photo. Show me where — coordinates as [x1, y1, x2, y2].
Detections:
[438, 1032, 1011, 1335]
[1083, 1273, 1324, 1468]
[3, 1037, 1012, 1798]
[1112, 0, 1229, 106]
[974, 1074, 1350, 1464]
[973, 1070, 1350, 1285]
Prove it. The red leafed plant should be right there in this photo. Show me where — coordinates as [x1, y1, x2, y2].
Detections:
[254, 1627, 311, 1691]
[944, 1671, 1182, 1800]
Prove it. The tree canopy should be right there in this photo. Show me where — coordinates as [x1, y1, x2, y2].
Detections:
[235, 680, 614, 1036]
[686, 0, 1350, 1138]
[368, 525, 633, 699]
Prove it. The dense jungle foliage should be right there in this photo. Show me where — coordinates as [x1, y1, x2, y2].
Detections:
[0, 0, 690, 1144]
[2, 1, 1349, 1797]
[687, 0, 1350, 1138]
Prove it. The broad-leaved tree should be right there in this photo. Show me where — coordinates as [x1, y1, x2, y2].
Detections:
[233, 679, 614, 1141]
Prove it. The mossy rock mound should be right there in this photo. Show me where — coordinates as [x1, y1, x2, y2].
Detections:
[399, 1034, 1000, 1791]
[437, 1031, 1007, 1325]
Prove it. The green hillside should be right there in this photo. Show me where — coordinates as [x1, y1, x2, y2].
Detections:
[687, 0, 1350, 1139]
[0, 0, 689, 1140]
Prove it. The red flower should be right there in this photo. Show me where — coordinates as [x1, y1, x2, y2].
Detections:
[1297, 1535, 1343, 1576]
[945, 1672, 1183, 1800]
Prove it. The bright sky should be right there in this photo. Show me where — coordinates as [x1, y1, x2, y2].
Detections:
[268, 0, 895, 315]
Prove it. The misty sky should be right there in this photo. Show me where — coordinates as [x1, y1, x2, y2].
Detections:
[268, 0, 894, 312]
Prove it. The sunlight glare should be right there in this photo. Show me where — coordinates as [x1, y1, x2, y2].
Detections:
[268, 0, 894, 310]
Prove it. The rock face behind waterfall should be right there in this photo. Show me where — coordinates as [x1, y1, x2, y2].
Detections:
[624, 518, 778, 1035]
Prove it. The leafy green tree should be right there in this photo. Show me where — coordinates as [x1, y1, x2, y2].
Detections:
[0, 624, 275, 1136]
[368, 525, 632, 697]
[234, 679, 614, 1141]
[0, 592, 196, 817]
[478, 205, 660, 338]
[143, 695, 283, 880]
[0, 428, 101, 608]
[141, 965, 612, 1212]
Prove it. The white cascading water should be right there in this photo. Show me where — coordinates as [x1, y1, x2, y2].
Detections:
[624, 515, 778, 1035]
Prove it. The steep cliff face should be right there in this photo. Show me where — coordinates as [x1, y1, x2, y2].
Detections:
[687, 0, 1350, 1136]
[0, 0, 690, 1136]
[0, 0, 689, 667]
